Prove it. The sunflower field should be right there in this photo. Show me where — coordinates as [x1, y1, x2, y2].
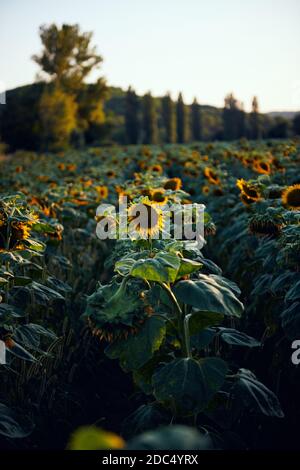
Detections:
[0, 139, 299, 450]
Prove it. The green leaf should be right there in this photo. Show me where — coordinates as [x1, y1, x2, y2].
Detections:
[152, 357, 228, 415]
[13, 276, 33, 286]
[218, 328, 261, 348]
[0, 403, 33, 438]
[123, 403, 171, 438]
[7, 341, 37, 362]
[190, 328, 216, 350]
[188, 311, 224, 335]
[131, 252, 180, 283]
[105, 316, 166, 371]
[176, 258, 202, 279]
[281, 302, 300, 340]
[231, 369, 284, 418]
[285, 280, 300, 302]
[174, 275, 244, 318]
[126, 425, 213, 450]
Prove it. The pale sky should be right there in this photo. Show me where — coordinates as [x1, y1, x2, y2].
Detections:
[1, 0, 300, 112]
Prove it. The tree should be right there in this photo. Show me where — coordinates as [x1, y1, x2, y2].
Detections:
[191, 98, 202, 141]
[249, 96, 262, 139]
[268, 117, 289, 139]
[33, 23, 107, 146]
[161, 93, 176, 143]
[293, 113, 300, 136]
[33, 23, 102, 92]
[176, 92, 188, 143]
[142, 92, 158, 144]
[38, 85, 77, 151]
[125, 86, 140, 144]
[223, 93, 245, 140]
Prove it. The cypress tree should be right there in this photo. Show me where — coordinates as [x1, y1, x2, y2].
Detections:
[191, 97, 202, 141]
[125, 86, 140, 144]
[176, 92, 188, 143]
[161, 93, 176, 143]
[142, 92, 158, 144]
[250, 96, 262, 139]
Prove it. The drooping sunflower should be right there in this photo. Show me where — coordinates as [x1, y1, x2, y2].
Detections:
[203, 167, 220, 185]
[282, 184, 300, 210]
[253, 160, 271, 175]
[0, 215, 36, 251]
[163, 177, 182, 191]
[128, 197, 164, 238]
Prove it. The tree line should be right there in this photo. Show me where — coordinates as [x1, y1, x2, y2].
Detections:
[0, 23, 300, 152]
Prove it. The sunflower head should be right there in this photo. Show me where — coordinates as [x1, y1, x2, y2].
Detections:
[163, 178, 182, 191]
[203, 167, 220, 185]
[95, 185, 109, 199]
[282, 184, 300, 210]
[253, 161, 271, 175]
[128, 197, 164, 238]
[202, 185, 210, 195]
[236, 179, 261, 202]
[85, 278, 152, 342]
[149, 189, 168, 205]
[148, 164, 163, 175]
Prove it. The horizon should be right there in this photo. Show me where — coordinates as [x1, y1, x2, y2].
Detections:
[1, 0, 300, 113]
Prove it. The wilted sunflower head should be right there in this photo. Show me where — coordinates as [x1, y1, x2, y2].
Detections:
[163, 178, 182, 191]
[84, 278, 153, 342]
[282, 184, 300, 210]
[128, 197, 164, 238]
[0, 218, 34, 250]
[253, 160, 271, 175]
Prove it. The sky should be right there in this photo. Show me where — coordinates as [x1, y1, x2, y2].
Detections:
[1, 0, 300, 112]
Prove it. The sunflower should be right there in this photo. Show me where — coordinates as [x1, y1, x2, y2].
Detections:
[249, 219, 283, 236]
[282, 184, 300, 210]
[163, 177, 182, 191]
[148, 164, 163, 175]
[202, 185, 210, 195]
[128, 197, 164, 238]
[253, 161, 271, 175]
[95, 185, 109, 199]
[0, 217, 34, 251]
[106, 170, 116, 178]
[236, 179, 260, 200]
[203, 167, 220, 185]
[149, 189, 168, 205]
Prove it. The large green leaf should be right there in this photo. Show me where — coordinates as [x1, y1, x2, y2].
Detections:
[231, 369, 284, 418]
[218, 328, 261, 348]
[130, 252, 180, 283]
[188, 311, 224, 335]
[174, 275, 244, 317]
[105, 316, 166, 371]
[152, 357, 228, 415]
